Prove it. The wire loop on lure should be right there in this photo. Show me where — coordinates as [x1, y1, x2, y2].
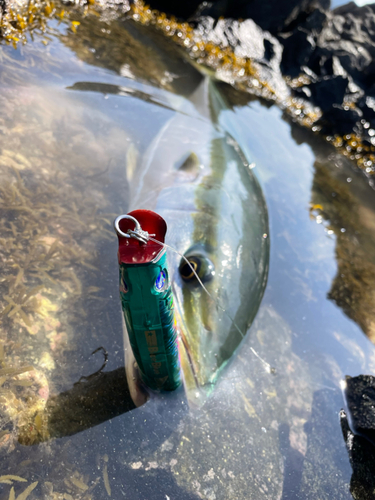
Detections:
[114, 214, 154, 244]
[114, 214, 274, 375]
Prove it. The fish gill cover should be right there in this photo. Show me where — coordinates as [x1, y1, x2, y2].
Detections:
[1, 0, 375, 182]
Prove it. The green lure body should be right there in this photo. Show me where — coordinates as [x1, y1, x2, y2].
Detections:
[116, 210, 181, 392]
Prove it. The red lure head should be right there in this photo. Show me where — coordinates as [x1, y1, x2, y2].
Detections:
[116, 209, 167, 265]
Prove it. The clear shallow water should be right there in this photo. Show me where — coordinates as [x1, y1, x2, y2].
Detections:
[1, 13, 375, 500]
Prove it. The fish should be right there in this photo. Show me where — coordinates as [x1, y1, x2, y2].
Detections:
[123, 76, 270, 406]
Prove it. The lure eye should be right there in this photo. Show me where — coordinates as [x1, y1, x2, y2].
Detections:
[155, 270, 167, 292]
[179, 254, 215, 284]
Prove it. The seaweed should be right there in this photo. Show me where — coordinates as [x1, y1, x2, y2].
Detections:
[102, 455, 111, 497]
[311, 159, 375, 342]
[0, 167, 105, 336]
[0, 98, 115, 451]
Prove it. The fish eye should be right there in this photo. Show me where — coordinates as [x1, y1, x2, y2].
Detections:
[179, 253, 215, 284]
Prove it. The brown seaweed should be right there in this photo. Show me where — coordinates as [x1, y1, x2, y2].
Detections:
[311, 159, 375, 342]
[0, 81, 119, 454]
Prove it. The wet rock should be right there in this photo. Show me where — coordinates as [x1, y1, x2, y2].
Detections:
[280, 29, 316, 77]
[141, 0, 331, 34]
[200, 0, 330, 36]
[186, 0, 375, 152]
[142, 0, 375, 156]
[195, 16, 283, 69]
[309, 75, 348, 112]
[340, 408, 375, 500]
[315, 106, 361, 136]
[279, 7, 328, 77]
[343, 375, 375, 445]
[358, 95, 375, 124]
[316, 4, 375, 88]
[190, 16, 290, 102]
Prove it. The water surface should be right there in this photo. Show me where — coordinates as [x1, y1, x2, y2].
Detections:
[1, 13, 375, 500]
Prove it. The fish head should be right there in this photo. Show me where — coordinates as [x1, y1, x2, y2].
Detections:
[170, 188, 269, 404]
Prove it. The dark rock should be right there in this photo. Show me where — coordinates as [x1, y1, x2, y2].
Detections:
[195, 16, 283, 67]
[186, 0, 375, 148]
[368, 83, 375, 97]
[333, 2, 375, 17]
[263, 38, 275, 62]
[307, 49, 349, 78]
[280, 29, 316, 77]
[183, 0, 375, 151]
[316, 4, 375, 88]
[357, 95, 375, 125]
[200, 0, 330, 35]
[308, 75, 348, 111]
[316, 106, 361, 136]
[343, 375, 375, 445]
[279, 7, 329, 77]
[145, 0, 331, 35]
[340, 409, 375, 500]
[285, 3, 328, 33]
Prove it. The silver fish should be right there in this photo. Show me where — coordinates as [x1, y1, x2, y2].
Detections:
[124, 77, 269, 406]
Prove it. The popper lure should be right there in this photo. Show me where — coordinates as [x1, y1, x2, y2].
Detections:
[114, 210, 181, 392]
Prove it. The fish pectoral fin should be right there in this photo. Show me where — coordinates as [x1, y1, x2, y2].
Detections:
[175, 152, 201, 177]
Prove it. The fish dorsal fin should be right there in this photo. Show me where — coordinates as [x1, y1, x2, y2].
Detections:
[188, 77, 213, 122]
[188, 76, 227, 126]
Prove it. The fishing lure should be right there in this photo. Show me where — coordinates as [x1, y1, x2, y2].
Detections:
[114, 210, 181, 392]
